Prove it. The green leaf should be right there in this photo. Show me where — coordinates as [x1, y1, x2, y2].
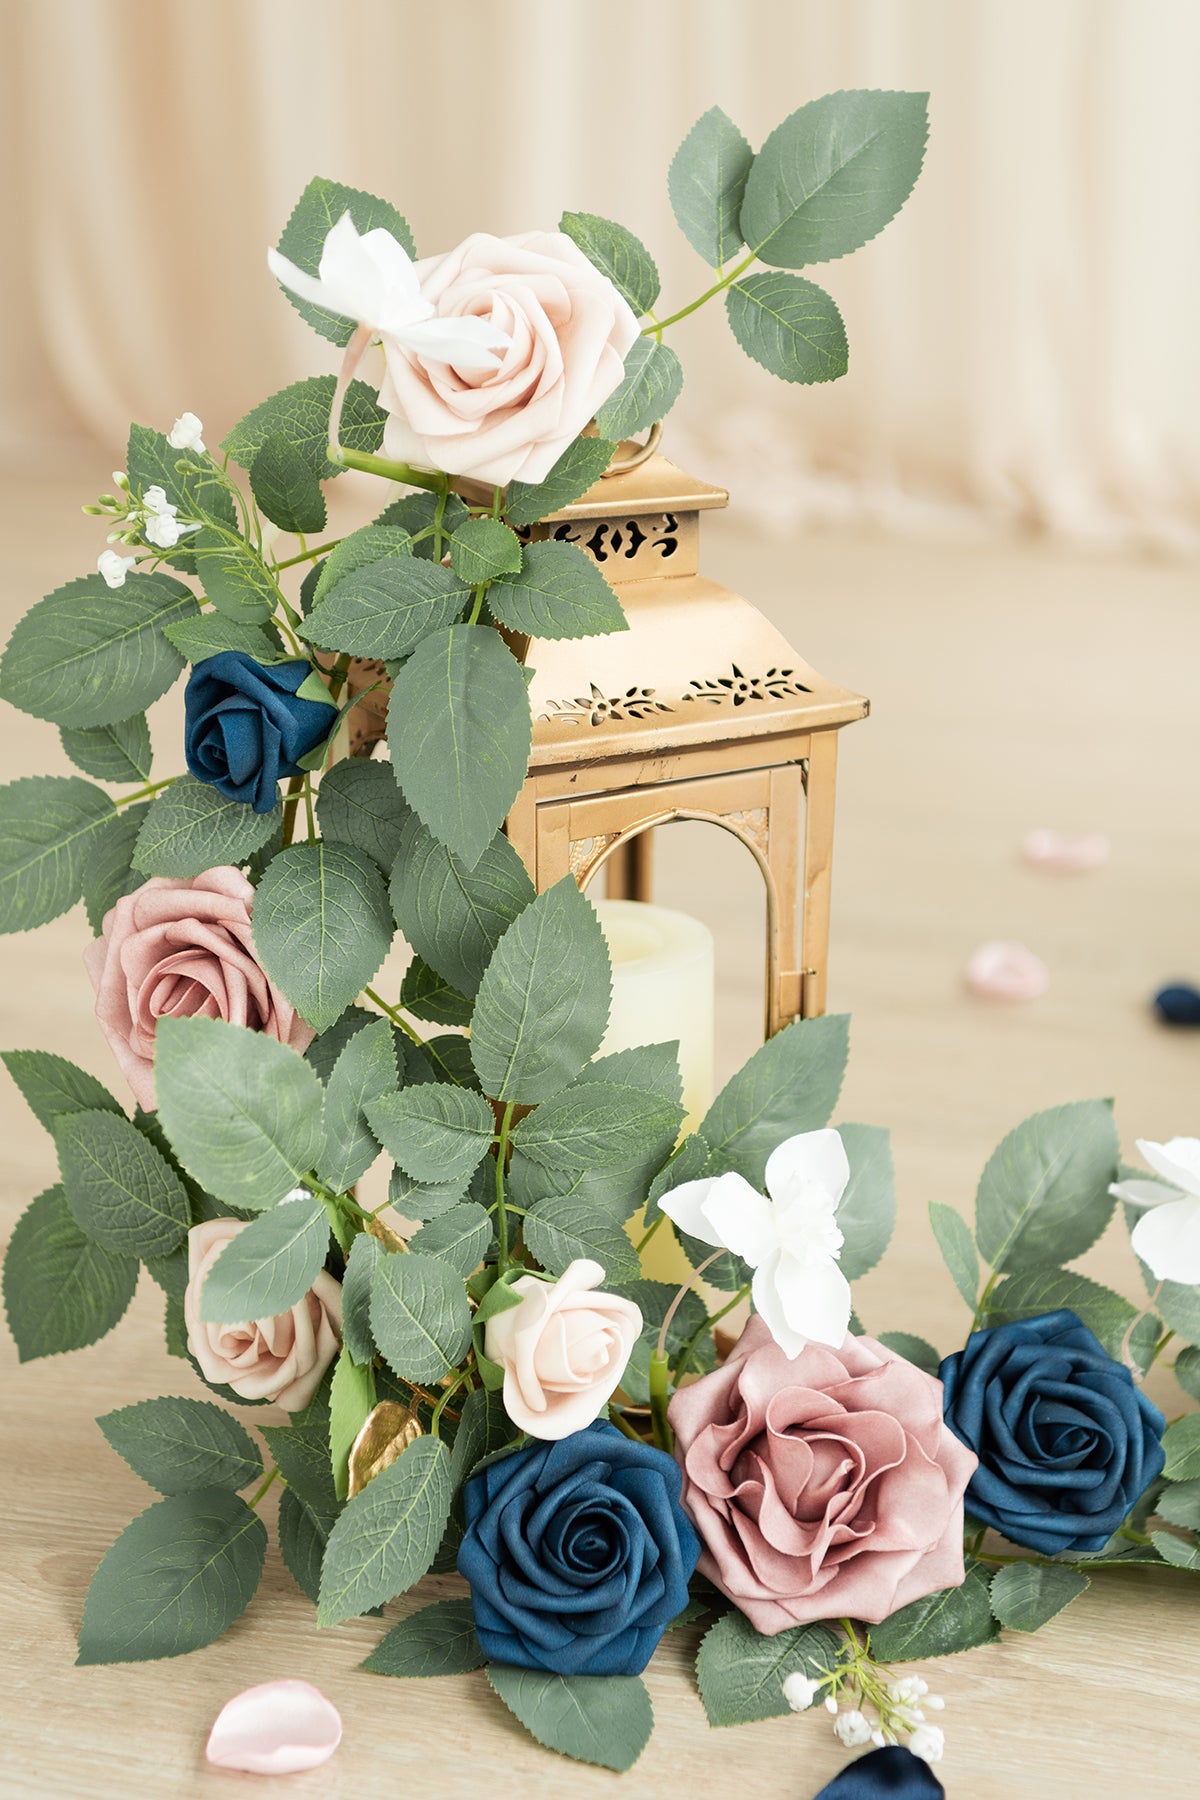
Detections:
[523, 1193, 641, 1285]
[223, 376, 387, 482]
[974, 1100, 1120, 1274]
[305, 1004, 394, 1083]
[261, 1408, 337, 1515]
[696, 1610, 839, 1726]
[834, 1122, 895, 1280]
[56, 1109, 191, 1258]
[363, 1597, 483, 1677]
[275, 176, 415, 343]
[97, 1397, 263, 1495]
[190, 529, 278, 624]
[699, 1014, 849, 1186]
[316, 758, 410, 875]
[726, 273, 847, 384]
[408, 1202, 493, 1277]
[1148, 1276, 1200, 1349]
[929, 1200, 980, 1311]
[512, 1080, 683, 1173]
[125, 423, 237, 574]
[249, 431, 327, 534]
[868, 1562, 999, 1660]
[876, 1331, 941, 1376]
[162, 613, 284, 664]
[2, 1184, 138, 1361]
[1163, 1416, 1200, 1482]
[984, 1267, 1158, 1375]
[2, 1049, 122, 1134]
[1174, 1345, 1200, 1402]
[132, 775, 281, 877]
[1157, 1479, 1200, 1531]
[595, 337, 683, 440]
[370, 1250, 473, 1384]
[1150, 1529, 1200, 1570]
[486, 1665, 653, 1773]
[989, 1563, 1090, 1632]
[313, 525, 413, 605]
[316, 1017, 397, 1193]
[278, 1484, 335, 1606]
[449, 517, 523, 586]
[389, 815, 534, 1000]
[76, 1488, 266, 1663]
[198, 1193, 329, 1323]
[449, 1387, 522, 1490]
[60, 715, 152, 784]
[306, 557, 469, 660]
[668, 105, 755, 268]
[1, 573, 197, 728]
[560, 211, 659, 315]
[644, 1128, 714, 1225]
[398, 957, 473, 1027]
[471, 877, 610, 1103]
[740, 89, 929, 266]
[154, 1015, 327, 1209]
[375, 490, 469, 556]
[581, 1041, 683, 1109]
[83, 804, 150, 933]
[252, 841, 394, 1032]
[487, 539, 626, 641]
[388, 623, 531, 870]
[0, 775, 114, 932]
[366, 1085, 495, 1184]
[330, 1346, 376, 1501]
[340, 1232, 380, 1364]
[504, 436, 616, 528]
[613, 1278, 714, 1405]
[388, 1162, 474, 1224]
[318, 1435, 451, 1624]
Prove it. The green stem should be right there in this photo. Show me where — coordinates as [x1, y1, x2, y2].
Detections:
[362, 986, 463, 1086]
[971, 1271, 999, 1333]
[432, 482, 450, 561]
[302, 772, 317, 841]
[648, 1349, 672, 1451]
[330, 446, 445, 493]
[248, 1466, 279, 1509]
[494, 1101, 515, 1272]
[635, 1212, 665, 1255]
[274, 538, 344, 571]
[114, 774, 178, 808]
[644, 251, 756, 334]
[280, 773, 305, 848]
[608, 1404, 645, 1443]
[431, 1368, 472, 1437]
[673, 1283, 750, 1384]
[467, 582, 487, 624]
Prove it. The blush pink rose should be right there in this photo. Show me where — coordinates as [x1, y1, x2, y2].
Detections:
[668, 1318, 977, 1633]
[185, 1218, 341, 1410]
[83, 867, 314, 1111]
[378, 230, 640, 487]
[484, 1258, 642, 1439]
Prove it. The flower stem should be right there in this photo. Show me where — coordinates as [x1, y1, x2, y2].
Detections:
[362, 986, 463, 1086]
[970, 1271, 999, 1333]
[114, 774, 178, 808]
[274, 538, 344, 571]
[643, 251, 756, 334]
[635, 1212, 665, 1255]
[608, 1404, 645, 1443]
[248, 1466, 279, 1509]
[280, 773, 305, 848]
[430, 1368, 472, 1437]
[302, 772, 317, 841]
[330, 446, 445, 494]
[649, 1349, 672, 1451]
[467, 582, 487, 625]
[494, 1102, 515, 1272]
[673, 1282, 750, 1384]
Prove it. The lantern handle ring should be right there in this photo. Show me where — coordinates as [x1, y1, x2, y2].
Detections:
[603, 420, 663, 476]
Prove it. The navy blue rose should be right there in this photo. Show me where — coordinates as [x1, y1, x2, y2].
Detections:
[939, 1309, 1166, 1555]
[184, 653, 336, 813]
[457, 1420, 700, 1676]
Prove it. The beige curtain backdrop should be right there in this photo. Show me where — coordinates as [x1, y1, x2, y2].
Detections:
[1, 0, 1198, 549]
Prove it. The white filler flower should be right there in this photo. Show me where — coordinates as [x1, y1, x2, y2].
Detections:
[268, 212, 508, 372]
[97, 549, 135, 588]
[1111, 1138, 1200, 1284]
[832, 1710, 873, 1748]
[167, 411, 205, 453]
[782, 1672, 820, 1713]
[908, 1724, 945, 1764]
[659, 1127, 852, 1356]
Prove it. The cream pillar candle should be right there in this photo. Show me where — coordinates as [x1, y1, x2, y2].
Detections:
[591, 899, 715, 1131]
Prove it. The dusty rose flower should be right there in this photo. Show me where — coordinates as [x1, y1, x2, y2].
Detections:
[185, 1217, 341, 1410]
[668, 1318, 977, 1633]
[83, 867, 314, 1111]
[485, 1258, 642, 1440]
[378, 230, 639, 487]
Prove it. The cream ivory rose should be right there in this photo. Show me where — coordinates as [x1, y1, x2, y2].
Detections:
[484, 1259, 642, 1439]
[185, 1217, 341, 1410]
[378, 230, 640, 486]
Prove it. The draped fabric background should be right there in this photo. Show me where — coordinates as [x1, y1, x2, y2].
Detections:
[2, 0, 1198, 550]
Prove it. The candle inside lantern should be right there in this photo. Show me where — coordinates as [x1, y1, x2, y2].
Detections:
[592, 899, 715, 1131]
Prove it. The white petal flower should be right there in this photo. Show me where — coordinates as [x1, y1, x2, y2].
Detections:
[1110, 1137, 1200, 1283]
[833, 1710, 873, 1748]
[143, 511, 184, 548]
[782, 1673, 820, 1712]
[141, 485, 177, 519]
[908, 1724, 945, 1764]
[97, 549, 135, 589]
[167, 411, 206, 453]
[659, 1128, 852, 1356]
[268, 212, 509, 372]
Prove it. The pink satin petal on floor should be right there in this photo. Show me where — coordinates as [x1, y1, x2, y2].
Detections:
[1022, 827, 1110, 872]
[964, 940, 1049, 1001]
[205, 1680, 342, 1775]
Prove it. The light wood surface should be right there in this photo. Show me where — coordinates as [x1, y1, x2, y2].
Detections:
[3, 459, 1198, 1798]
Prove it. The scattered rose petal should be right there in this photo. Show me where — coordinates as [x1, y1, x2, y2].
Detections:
[964, 940, 1048, 1001]
[1154, 983, 1200, 1027]
[205, 1680, 342, 1775]
[1021, 828, 1109, 873]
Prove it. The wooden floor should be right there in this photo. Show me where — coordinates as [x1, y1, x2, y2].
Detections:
[2, 458, 1198, 1797]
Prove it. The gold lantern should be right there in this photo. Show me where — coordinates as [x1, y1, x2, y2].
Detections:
[347, 449, 867, 1037]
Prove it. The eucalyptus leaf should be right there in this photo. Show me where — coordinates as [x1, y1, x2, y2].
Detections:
[2, 1184, 138, 1362]
[317, 1436, 452, 1624]
[252, 842, 394, 1032]
[487, 539, 627, 640]
[132, 775, 281, 877]
[668, 105, 754, 268]
[59, 715, 152, 783]
[0, 775, 115, 932]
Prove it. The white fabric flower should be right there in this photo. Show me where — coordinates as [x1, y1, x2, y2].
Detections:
[659, 1128, 852, 1356]
[268, 212, 508, 373]
[833, 1710, 873, 1748]
[908, 1724, 945, 1764]
[1110, 1138, 1200, 1284]
[142, 485, 176, 517]
[782, 1673, 820, 1713]
[97, 549, 135, 589]
[143, 510, 185, 548]
[167, 411, 206, 453]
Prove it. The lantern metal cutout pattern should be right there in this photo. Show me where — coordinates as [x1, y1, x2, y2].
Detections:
[347, 452, 867, 1037]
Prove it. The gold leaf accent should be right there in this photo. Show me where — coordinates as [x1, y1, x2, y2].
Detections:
[347, 1400, 424, 1498]
[368, 1215, 407, 1253]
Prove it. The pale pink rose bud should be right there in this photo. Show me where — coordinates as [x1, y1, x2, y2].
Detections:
[185, 1218, 341, 1410]
[484, 1258, 642, 1440]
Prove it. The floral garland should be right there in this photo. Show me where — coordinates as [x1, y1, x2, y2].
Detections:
[1, 92, 1197, 1786]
